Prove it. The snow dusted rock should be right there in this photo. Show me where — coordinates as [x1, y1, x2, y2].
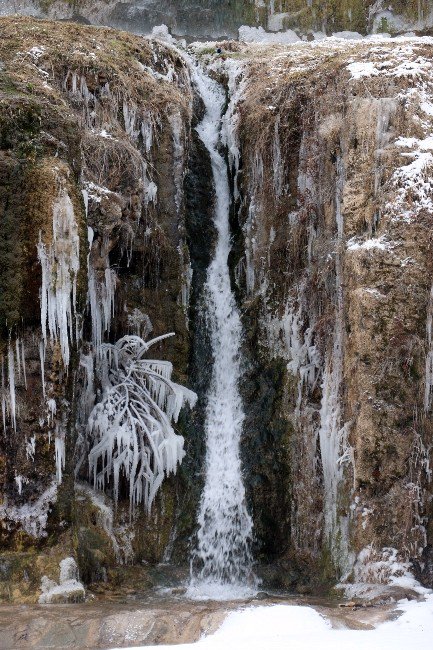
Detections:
[226, 35, 433, 587]
[39, 558, 85, 604]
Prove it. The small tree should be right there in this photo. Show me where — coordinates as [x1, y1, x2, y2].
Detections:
[88, 333, 196, 512]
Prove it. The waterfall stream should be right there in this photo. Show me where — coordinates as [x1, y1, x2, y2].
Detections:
[186, 61, 255, 600]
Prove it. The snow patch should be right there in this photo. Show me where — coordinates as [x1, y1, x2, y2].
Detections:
[347, 236, 391, 251]
[114, 598, 433, 650]
[239, 25, 301, 44]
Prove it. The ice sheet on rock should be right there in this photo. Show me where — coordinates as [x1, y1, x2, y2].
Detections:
[76, 482, 121, 558]
[318, 154, 354, 577]
[39, 557, 85, 604]
[340, 545, 431, 599]
[0, 481, 57, 538]
[37, 184, 80, 368]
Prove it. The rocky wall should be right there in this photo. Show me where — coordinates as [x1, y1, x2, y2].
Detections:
[228, 37, 433, 588]
[0, 17, 198, 602]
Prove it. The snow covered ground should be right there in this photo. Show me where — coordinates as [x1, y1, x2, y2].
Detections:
[114, 598, 433, 650]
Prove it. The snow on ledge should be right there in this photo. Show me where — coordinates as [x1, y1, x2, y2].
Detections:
[111, 597, 433, 650]
[239, 25, 300, 44]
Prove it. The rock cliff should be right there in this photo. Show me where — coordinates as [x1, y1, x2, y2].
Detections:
[0, 16, 432, 602]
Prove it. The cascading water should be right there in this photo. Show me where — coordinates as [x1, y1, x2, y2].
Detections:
[186, 59, 255, 600]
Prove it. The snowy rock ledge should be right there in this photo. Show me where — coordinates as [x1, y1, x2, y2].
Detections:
[38, 557, 85, 604]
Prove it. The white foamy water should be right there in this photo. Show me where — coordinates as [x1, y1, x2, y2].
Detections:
[185, 59, 255, 599]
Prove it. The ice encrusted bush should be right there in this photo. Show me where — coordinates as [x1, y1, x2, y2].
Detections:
[88, 333, 197, 512]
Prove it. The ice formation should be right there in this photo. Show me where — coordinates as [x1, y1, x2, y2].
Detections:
[7, 342, 16, 431]
[425, 283, 433, 411]
[88, 334, 197, 513]
[54, 437, 65, 484]
[185, 56, 255, 598]
[76, 482, 121, 559]
[318, 154, 354, 576]
[0, 481, 57, 538]
[1, 338, 28, 433]
[88, 263, 117, 349]
[340, 545, 430, 600]
[37, 183, 80, 368]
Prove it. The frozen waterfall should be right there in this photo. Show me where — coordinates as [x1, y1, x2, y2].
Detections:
[186, 60, 255, 600]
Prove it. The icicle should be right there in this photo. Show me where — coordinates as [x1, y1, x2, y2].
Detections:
[47, 398, 56, 426]
[55, 436, 65, 484]
[8, 342, 16, 432]
[425, 283, 433, 411]
[88, 263, 117, 349]
[141, 114, 153, 153]
[168, 112, 184, 214]
[26, 435, 36, 462]
[142, 160, 158, 207]
[39, 340, 46, 398]
[21, 339, 27, 390]
[80, 353, 95, 420]
[15, 338, 21, 379]
[123, 101, 139, 141]
[15, 475, 24, 495]
[1, 356, 6, 433]
[272, 116, 285, 198]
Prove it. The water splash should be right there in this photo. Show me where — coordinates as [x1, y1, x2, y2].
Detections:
[186, 58, 255, 600]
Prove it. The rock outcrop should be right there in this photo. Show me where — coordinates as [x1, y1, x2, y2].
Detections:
[0, 15, 433, 602]
[2, 1, 433, 40]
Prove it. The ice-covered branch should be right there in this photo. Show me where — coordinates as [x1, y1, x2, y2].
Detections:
[88, 334, 196, 512]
